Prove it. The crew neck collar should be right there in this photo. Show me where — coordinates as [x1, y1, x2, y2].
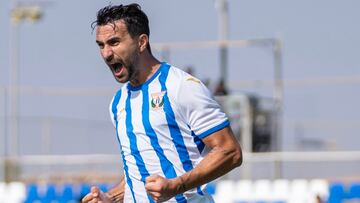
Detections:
[127, 62, 166, 91]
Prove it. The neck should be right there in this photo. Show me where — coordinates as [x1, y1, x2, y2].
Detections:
[129, 53, 161, 87]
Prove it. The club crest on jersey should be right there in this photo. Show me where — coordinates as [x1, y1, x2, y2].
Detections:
[151, 91, 166, 110]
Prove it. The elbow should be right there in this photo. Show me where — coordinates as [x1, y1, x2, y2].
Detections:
[232, 145, 243, 168]
[221, 141, 243, 169]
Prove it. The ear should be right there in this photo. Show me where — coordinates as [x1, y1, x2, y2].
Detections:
[138, 34, 149, 53]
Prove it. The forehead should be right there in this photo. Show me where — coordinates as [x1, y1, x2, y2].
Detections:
[95, 20, 128, 40]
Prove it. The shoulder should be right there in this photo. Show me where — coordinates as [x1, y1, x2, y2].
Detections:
[165, 63, 201, 88]
[165, 64, 187, 80]
[164, 64, 211, 105]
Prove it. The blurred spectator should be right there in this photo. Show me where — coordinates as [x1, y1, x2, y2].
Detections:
[203, 78, 211, 88]
[214, 78, 228, 96]
[185, 65, 211, 88]
[185, 65, 195, 76]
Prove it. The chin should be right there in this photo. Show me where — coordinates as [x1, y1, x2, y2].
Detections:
[115, 76, 128, 84]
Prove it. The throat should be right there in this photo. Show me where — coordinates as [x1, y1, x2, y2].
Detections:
[130, 63, 161, 87]
[129, 78, 141, 87]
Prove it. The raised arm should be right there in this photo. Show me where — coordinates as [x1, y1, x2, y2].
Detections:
[145, 126, 242, 202]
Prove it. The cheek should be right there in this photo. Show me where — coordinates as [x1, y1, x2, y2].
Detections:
[113, 47, 124, 57]
[113, 43, 138, 62]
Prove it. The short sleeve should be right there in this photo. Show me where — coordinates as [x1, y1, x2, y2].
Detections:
[177, 76, 229, 139]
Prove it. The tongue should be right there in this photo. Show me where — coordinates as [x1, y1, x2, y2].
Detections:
[114, 66, 123, 76]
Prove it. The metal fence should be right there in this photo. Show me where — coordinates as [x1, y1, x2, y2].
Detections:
[0, 39, 359, 182]
[0, 86, 359, 182]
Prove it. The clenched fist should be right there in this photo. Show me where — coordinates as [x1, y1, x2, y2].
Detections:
[145, 175, 180, 202]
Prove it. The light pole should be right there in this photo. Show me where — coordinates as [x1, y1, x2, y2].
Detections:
[215, 0, 229, 84]
[6, 2, 43, 182]
[9, 3, 43, 156]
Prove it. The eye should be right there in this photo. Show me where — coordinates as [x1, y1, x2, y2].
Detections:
[96, 42, 104, 49]
[108, 38, 120, 46]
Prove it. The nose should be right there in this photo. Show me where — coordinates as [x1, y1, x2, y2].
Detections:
[102, 45, 114, 62]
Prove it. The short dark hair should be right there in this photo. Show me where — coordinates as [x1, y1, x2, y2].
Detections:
[92, 3, 151, 52]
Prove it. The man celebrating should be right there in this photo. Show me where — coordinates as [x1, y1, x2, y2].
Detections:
[83, 3, 242, 203]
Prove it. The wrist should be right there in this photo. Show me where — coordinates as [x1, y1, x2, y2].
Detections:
[104, 191, 111, 198]
[104, 192, 115, 202]
[171, 176, 187, 195]
[105, 187, 124, 203]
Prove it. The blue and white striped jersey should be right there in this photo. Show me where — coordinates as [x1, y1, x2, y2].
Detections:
[109, 62, 229, 203]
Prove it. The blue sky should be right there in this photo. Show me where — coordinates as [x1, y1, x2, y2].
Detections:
[0, 0, 359, 154]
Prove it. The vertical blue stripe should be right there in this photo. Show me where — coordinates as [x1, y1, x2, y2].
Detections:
[158, 64, 193, 172]
[125, 90, 154, 203]
[142, 85, 187, 203]
[111, 90, 137, 203]
[159, 64, 204, 196]
[192, 130, 205, 196]
[191, 130, 205, 154]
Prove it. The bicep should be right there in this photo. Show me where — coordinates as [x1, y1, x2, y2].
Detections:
[202, 126, 241, 152]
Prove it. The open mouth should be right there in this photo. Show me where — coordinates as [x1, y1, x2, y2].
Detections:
[111, 63, 124, 77]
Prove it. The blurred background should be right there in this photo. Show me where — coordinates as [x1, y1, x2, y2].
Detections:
[0, 0, 359, 202]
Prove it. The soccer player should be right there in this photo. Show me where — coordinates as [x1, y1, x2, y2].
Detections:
[82, 3, 242, 203]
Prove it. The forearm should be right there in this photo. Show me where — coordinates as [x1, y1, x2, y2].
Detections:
[173, 143, 242, 194]
[106, 176, 125, 203]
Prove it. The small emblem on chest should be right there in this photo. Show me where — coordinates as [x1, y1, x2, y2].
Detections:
[151, 91, 166, 110]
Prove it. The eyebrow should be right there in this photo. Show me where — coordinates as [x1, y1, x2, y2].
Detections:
[107, 37, 120, 43]
[96, 36, 120, 45]
[95, 40, 103, 45]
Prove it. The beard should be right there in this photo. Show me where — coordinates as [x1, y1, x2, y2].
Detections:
[123, 51, 140, 83]
[109, 49, 140, 84]
[126, 63, 137, 82]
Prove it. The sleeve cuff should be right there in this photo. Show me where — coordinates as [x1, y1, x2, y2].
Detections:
[197, 120, 230, 139]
